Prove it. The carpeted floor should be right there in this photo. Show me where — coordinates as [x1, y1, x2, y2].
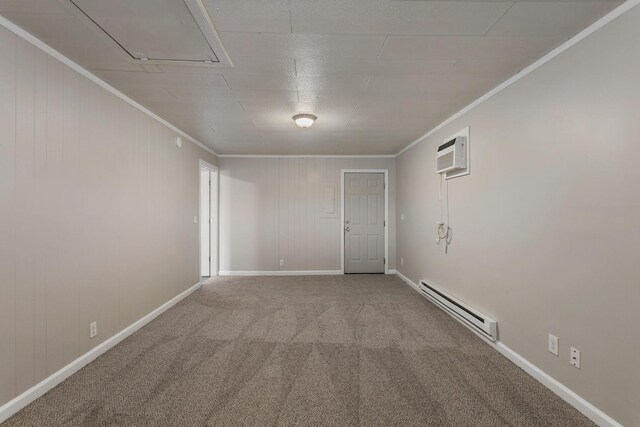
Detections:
[6, 275, 594, 426]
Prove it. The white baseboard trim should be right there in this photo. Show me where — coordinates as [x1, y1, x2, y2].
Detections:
[219, 270, 342, 276]
[493, 343, 622, 427]
[393, 270, 421, 293]
[0, 281, 202, 424]
[391, 270, 622, 427]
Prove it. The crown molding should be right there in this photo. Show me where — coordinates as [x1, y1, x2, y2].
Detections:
[217, 154, 395, 158]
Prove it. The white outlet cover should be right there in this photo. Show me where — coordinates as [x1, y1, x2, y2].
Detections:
[570, 347, 581, 369]
[89, 321, 97, 339]
[176, 137, 182, 148]
[400, 257, 404, 266]
[548, 334, 559, 356]
[279, 259, 285, 266]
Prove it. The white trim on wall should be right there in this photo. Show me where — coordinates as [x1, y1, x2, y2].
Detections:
[217, 155, 395, 158]
[219, 270, 342, 276]
[395, 0, 640, 157]
[340, 169, 389, 274]
[199, 160, 219, 278]
[0, 281, 202, 424]
[0, 15, 218, 157]
[392, 271, 622, 427]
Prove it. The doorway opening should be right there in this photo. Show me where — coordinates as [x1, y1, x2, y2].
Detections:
[200, 160, 218, 278]
[340, 169, 388, 274]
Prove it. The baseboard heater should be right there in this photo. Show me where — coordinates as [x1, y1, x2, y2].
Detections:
[419, 280, 497, 341]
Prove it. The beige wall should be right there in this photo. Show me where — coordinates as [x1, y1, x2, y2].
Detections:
[0, 25, 217, 406]
[396, 6, 640, 426]
[219, 157, 396, 272]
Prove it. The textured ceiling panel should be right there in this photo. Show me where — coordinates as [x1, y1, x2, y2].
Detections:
[0, 0, 621, 155]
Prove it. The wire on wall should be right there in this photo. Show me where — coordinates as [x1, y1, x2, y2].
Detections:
[436, 174, 453, 253]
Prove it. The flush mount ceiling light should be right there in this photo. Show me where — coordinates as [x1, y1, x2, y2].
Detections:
[293, 114, 317, 129]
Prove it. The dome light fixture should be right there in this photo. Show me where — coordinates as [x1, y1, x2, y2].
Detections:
[293, 113, 317, 129]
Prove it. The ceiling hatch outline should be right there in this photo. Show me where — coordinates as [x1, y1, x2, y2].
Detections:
[58, 0, 233, 68]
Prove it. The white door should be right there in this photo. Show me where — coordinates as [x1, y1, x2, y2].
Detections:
[200, 167, 210, 276]
[344, 173, 385, 273]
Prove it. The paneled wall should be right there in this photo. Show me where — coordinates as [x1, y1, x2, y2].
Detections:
[395, 6, 640, 426]
[0, 26, 217, 406]
[219, 157, 396, 272]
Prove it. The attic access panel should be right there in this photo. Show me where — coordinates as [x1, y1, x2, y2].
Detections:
[60, 0, 233, 67]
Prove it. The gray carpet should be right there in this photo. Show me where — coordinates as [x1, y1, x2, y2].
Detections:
[6, 275, 594, 426]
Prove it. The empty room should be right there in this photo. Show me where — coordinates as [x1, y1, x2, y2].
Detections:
[0, 0, 638, 426]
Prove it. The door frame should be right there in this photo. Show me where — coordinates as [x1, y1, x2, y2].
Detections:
[340, 169, 389, 274]
[199, 159, 219, 277]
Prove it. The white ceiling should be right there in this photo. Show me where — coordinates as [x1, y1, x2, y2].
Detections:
[0, 0, 620, 155]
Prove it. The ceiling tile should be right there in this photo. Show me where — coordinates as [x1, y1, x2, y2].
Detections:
[298, 90, 364, 104]
[364, 73, 503, 97]
[92, 70, 230, 90]
[379, 35, 566, 60]
[165, 87, 238, 103]
[1, 12, 103, 43]
[0, 0, 71, 14]
[489, 2, 619, 36]
[204, 0, 291, 33]
[447, 58, 531, 75]
[291, 0, 513, 35]
[208, 126, 262, 141]
[156, 57, 296, 76]
[44, 40, 143, 72]
[225, 74, 368, 92]
[295, 58, 456, 76]
[220, 32, 387, 59]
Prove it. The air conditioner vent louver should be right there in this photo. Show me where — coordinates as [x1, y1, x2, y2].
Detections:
[419, 280, 497, 341]
[436, 136, 467, 174]
[60, 0, 233, 68]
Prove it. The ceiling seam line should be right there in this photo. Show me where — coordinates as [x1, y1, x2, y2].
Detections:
[483, 1, 518, 36]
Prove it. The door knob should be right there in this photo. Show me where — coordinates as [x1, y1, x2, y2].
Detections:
[345, 227, 350, 232]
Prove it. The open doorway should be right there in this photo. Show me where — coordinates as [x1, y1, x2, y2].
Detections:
[200, 160, 218, 277]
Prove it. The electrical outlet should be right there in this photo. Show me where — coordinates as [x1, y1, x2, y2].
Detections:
[570, 347, 580, 369]
[193, 216, 198, 224]
[279, 259, 284, 266]
[548, 334, 559, 356]
[400, 257, 404, 266]
[89, 321, 98, 339]
[400, 214, 405, 221]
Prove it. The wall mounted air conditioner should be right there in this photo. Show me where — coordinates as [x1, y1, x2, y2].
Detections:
[436, 136, 467, 174]
[419, 280, 497, 341]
